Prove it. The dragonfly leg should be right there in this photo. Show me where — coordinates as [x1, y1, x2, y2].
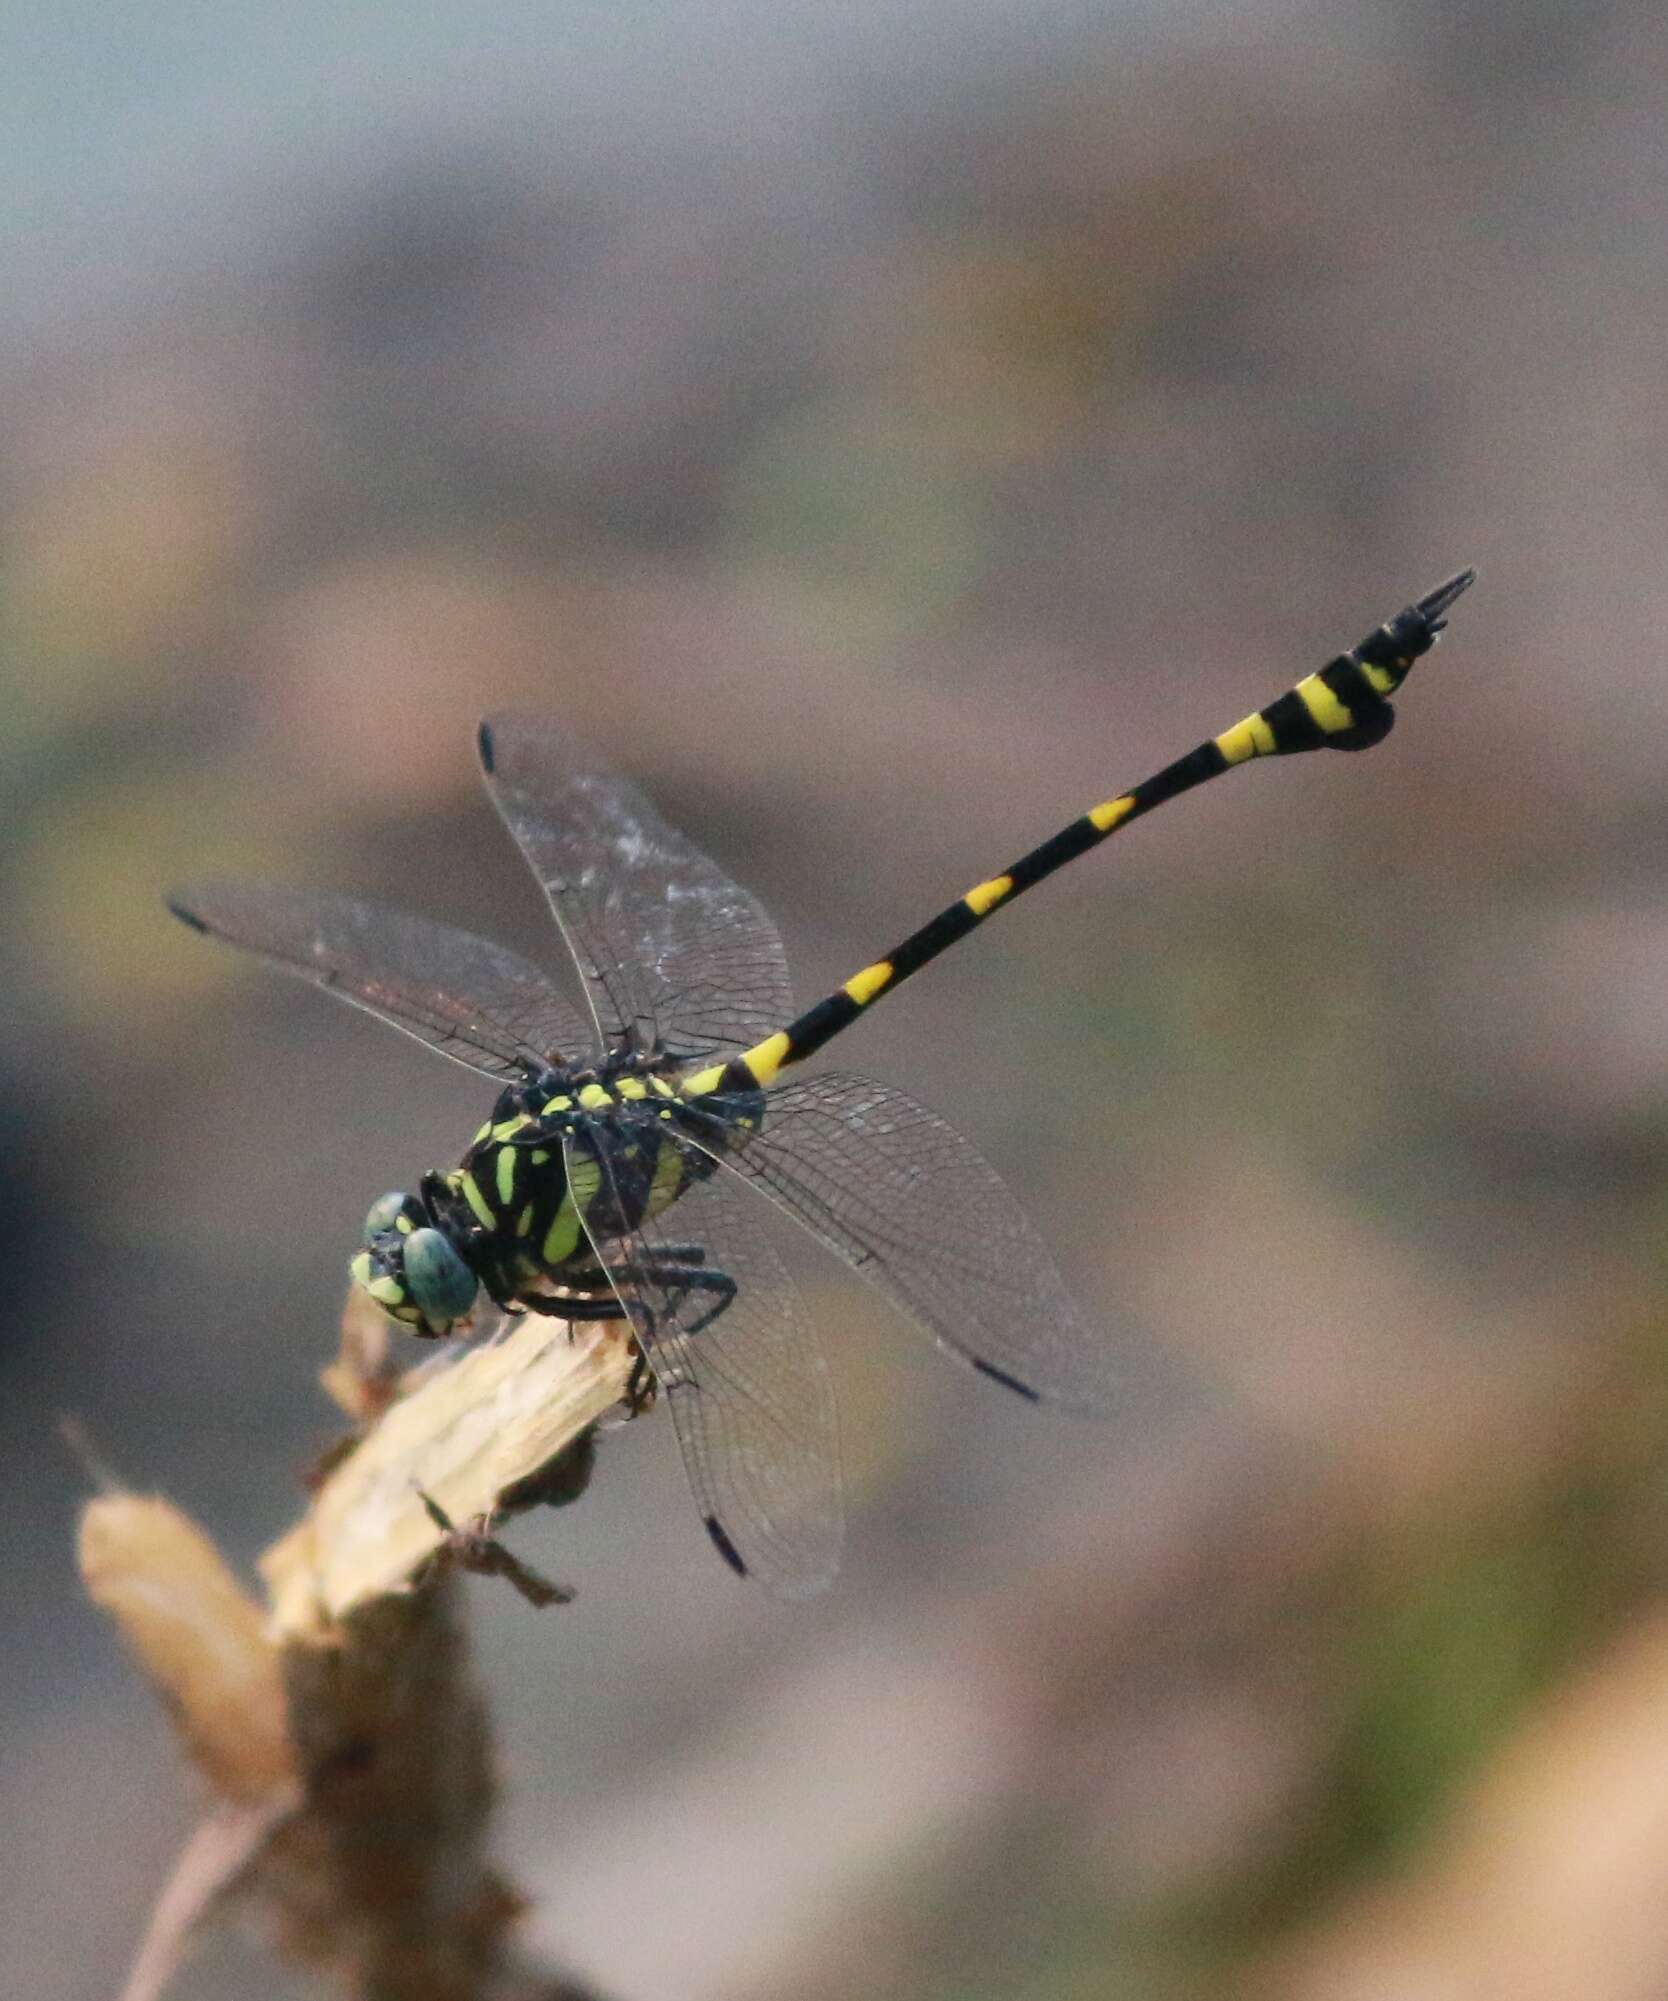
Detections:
[513, 1283, 661, 1414]
[624, 1343, 656, 1414]
[619, 1259, 738, 1339]
[413, 1489, 575, 1608]
[517, 1289, 628, 1322]
[613, 1258, 737, 1409]
[588, 1256, 736, 1416]
[671, 1266, 737, 1339]
[515, 1257, 737, 1409]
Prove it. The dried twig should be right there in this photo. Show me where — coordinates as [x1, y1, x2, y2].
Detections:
[79, 1305, 636, 2001]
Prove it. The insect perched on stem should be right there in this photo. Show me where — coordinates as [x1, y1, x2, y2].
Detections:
[172, 571, 1474, 1593]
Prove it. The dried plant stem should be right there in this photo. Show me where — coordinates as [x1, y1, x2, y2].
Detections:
[80, 1307, 636, 2001]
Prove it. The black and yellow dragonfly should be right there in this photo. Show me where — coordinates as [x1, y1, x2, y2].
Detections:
[171, 571, 1473, 1594]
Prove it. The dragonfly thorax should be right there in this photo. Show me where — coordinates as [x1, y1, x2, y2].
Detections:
[346, 1047, 750, 1340]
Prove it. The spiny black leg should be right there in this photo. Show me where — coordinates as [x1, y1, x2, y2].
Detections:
[624, 1345, 657, 1415]
[514, 1260, 735, 1339]
[667, 1266, 737, 1339]
[518, 1290, 628, 1322]
[511, 1259, 739, 1412]
[563, 1243, 708, 1287]
[604, 1259, 740, 1412]
[613, 1260, 738, 1339]
[414, 1489, 575, 1608]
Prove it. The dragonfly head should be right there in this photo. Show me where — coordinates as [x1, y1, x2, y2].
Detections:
[349, 1189, 481, 1338]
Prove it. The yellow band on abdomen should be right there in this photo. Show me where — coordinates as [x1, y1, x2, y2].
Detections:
[1214, 711, 1278, 765]
[741, 1030, 792, 1086]
[963, 874, 1013, 917]
[1088, 795, 1137, 833]
[844, 961, 893, 1006]
[1295, 673, 1354, 735]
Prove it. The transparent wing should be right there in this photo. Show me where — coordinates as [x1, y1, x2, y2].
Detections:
[169, 880, 597, 1079]
[477, 715, 794, 1061]
[678, 1072, 1116, 1414]
[563, 1121, 842, 1596]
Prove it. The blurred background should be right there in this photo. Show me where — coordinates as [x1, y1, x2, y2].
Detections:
[8, 2, 1668, 1995]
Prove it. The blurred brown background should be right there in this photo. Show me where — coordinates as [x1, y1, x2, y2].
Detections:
[9, 3, 1668, 1996]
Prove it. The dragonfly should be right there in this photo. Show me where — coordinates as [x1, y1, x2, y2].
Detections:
[171, 570, 1473, 1594]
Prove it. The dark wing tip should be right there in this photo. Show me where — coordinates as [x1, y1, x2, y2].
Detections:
[477, 711, 543, 778]
[971, 1356, 1044, 1402]
[166, 890, 210, 934]
[1415, 567, 1477, 628]
[703, 1514, 750, 1578]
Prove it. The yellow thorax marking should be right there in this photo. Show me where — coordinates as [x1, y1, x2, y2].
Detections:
[844, 961, 893, 1006]
[1088, 794, 1137, 833]
[492, 1113, 529, 1141]
[495, 1147, 517, 1205]
[457, 1171, 495, 1230]
[616, 1076, 650, 1099]
[1295, 673, 1354, 735]
[542, 1094, 573, 1116]
[1214, 710, 1278, 765]
[541, 1151, 601, 1264]
[647, 1143, 685, 1216]
[577, 1083, 613, 1111]
[541, 1192, 581, 1264]
[963, 874, 1013, 917]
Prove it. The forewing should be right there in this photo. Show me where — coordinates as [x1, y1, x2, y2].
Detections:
[169, 880, 596, 1079]
[477, 715, 794, 1060]
[563, 1120, 842, 1596]
[679, 1072, 1116, 1414]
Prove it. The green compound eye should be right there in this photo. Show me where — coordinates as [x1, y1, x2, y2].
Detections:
[403, 1227, 478, 1331]
[362, 1190, 415, 1243]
